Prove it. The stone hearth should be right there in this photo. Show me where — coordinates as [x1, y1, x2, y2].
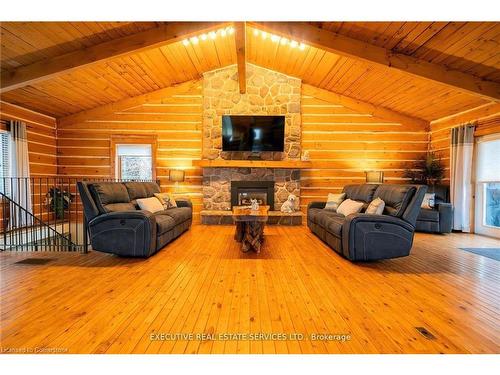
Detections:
[202, 167, 300, 211]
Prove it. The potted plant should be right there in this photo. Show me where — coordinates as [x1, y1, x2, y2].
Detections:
[404, 152, 445, 185]
[45, 187, 75, 219]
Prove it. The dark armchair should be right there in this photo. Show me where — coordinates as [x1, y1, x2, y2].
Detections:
[415, 184, 453, 234]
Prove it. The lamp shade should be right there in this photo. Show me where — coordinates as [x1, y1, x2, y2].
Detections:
[365, 171, 384, 184]
[169, 169, 185, 182]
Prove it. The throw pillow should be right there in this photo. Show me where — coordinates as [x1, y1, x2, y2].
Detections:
[337, 199, 364, 216]
[137, 197, 164, 213]
[421, 193, 436, 209]
[324, 193, 346, 211]
[366, 197, 385, 215]
[154, 193, 178, 209]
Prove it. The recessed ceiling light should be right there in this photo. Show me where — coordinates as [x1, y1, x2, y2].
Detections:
[190, 36, 199, 44]
[182, 39, 189, 46]
[253, 29, 259, 36]
[200, 34, 207, 41]
[271, 35, 279, 43]
[261, 31, 267, 40]
[299, 43, 306, 50]
[290, 40, 298, 48]
[220, 29, 227, 37]
[228, 27, 235, 35]
[209, 31, 216, 40]
[280, 38, 288, 45]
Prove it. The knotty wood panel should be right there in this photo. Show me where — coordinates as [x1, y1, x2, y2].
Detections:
[1, 22, 159, 71]
[56, 81, 203, 222]
[246, 25, 491, 122]
[300, 88, 429, 212]
[318, 22, 500, 82]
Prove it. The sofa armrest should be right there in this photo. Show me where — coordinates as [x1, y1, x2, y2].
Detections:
[342, 213, 415, 261]
[308, 201, 326, 210]
[89, 210, 155, 226]
[343, 213, 415, 231]
[88, 210, 157, 257]
[175, 198, 193, 210]
[436, 202, 453, 233]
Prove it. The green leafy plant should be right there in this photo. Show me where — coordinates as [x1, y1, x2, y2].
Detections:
[404, 152, 445, 185]
[45, 187, 74, 219]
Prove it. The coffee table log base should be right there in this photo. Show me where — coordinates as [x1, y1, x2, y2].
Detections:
[234, 221, 265, 253]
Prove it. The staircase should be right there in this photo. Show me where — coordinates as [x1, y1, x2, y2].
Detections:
[1, 191, 82, 252]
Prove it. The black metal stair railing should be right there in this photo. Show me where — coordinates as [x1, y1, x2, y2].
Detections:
[0, 191, 79, 252]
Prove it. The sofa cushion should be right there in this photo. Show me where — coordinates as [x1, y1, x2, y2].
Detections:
[124, 182, 147, 200]
[316, 211, 344, 228]
[343, 184, 378, 203]
[374, 185, 416, 217]
[143, 182, 161, 197]
[137, 197, 165, 213]
[307, 208, 323, 224]
[337, 199, 364, 216]
[102, 203, 137, 213]
[155, 214, 176, 235]
[427, 184, 449, 204]
[154, 192, 177, 209]
[324, 193, 345, 211]
[89, 182, 130, 214]
[324, 216, 344, 237]
[160, 207, 192, 224]
[366, 197, 385, 215]
[421, 193, 436, 209]
[417, 208, 439, 222]
[123, 181, 159, 200]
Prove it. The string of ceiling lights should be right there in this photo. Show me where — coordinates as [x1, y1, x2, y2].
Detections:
[182, 26, 307, 50]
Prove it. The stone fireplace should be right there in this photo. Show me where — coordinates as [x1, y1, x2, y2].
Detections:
[202, 167, 300, 211]
[202, 63, 301, 160]
[231, 181, 275, 208]
[200, 64, 304, 225]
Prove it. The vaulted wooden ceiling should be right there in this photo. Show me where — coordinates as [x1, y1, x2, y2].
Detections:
[1, 21, 499, 122]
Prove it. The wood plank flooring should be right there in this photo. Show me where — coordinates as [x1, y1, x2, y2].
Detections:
[1, 225, 499, 354]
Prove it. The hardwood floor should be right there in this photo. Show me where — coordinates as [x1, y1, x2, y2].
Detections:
[1, 225, 499, 354]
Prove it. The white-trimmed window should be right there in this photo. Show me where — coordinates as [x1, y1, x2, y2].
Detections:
[116, 144, 153, 180]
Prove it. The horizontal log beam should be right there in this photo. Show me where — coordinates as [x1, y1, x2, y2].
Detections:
[1, 22, 226, 93]
[250, 22, 500, 101]
[302, 84, 430, 131]
[430, 102, 500, 132]
[58, 79, 202, 127]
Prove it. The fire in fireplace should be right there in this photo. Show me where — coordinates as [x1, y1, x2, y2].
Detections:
[231, 181, 275, 209]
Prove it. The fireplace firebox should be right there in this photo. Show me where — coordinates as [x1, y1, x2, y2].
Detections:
[231, 181, 275, 209]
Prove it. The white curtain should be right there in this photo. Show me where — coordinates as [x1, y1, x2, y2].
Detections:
[9, 120, 33, 226]
[450, 124, 475, 232]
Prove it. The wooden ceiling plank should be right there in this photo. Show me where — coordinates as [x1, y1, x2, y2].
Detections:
[302, 84, 429, 130]
[58, 79, 202, 127]
[249, 22, 500, 101]
[1, 22, 227, 93]
[235, 22, 247, 94]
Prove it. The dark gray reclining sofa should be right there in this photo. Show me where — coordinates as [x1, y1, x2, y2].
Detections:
[77, 181, 192, 257]
[307, 184, 427, 261]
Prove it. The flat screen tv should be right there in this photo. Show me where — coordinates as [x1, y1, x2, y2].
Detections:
[222, 115, 285, 152]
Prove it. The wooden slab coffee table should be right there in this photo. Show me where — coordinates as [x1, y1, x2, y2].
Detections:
[232, 205, 270, 253]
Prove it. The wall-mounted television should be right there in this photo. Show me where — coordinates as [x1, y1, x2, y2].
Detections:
[222, 115, 285, 152]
